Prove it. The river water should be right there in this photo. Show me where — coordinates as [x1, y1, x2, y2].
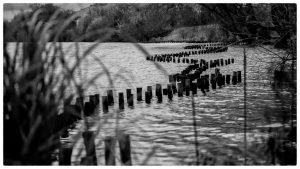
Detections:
[8, 42, 295, 165]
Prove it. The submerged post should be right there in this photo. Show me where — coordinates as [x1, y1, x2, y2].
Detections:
[107, 90, 114, 106]
[118, 134, 132, 165]
[119, 93, 124, 110]
[137, 88, 143, 101]
[147, 86, 152, 99]
[105, 136, 116, 165]
[102, 96, 109, 113]
[145, 91, 151, 104]
[178, 83, 183, 97]
[81, 131, 97, 165]
[167, 84, 173, 100]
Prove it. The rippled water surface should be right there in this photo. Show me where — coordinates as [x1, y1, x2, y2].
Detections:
[13, 42, 293, 165]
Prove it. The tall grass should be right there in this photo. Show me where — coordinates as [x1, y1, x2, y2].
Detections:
[3, 7, 168, 165]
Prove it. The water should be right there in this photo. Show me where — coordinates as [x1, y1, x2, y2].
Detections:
[8, 42, 295, 165]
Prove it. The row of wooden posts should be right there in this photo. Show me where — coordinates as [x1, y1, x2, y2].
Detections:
[58, 68, 242, 165]
[58, 55, 236, 138]
[147, 54, 234, 65]
[59, 131, 132, 165]
[184, 44, 227, 49]
[146, 47, 228, 61]
[146, 41, 230, 44]
[71, 71, 242, 116]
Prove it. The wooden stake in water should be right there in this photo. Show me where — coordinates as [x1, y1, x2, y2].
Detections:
[119, 93, 124, 110]
[118, 134, 132, 165]
[82, 131, 97, 165]
[105, 136, 116, 165]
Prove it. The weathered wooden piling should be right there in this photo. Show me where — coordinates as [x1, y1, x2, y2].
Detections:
[185, 79, 190, 96]
[231, 58, 234, 63]
[146, 86, 152, 99]
[217, 74, 223, 87]
[232, 71, 238, 85]
[228, 58, 231, 64]
[178, 83, 183, 97]
[226, 75, 231, 84]
[102, 96, 109, 113]
[163, 88, 168, 95]
[94, 94, 100, 106]
[118, 134, 132, 165]
[221, 59, 224, 66]
[84, 102, 92, 116]
[204, 75, 210, 91]
[211, 74, 216, 89]
[89, 95, 96, 107]
[107, 90, 114, 106]
[225, 60, 228, 65]
[105, 136, 116, 165]
[82, 131, 97, 165]
[191, 82, 197, 95]
[126, 89, 131, 102]
[145, 91, 151, 104]
[128, 94, 134, 107]
[237, 71, 242, 83]
[119, 93, 124, 110]
[137, 88, 143, 101]
[167, 84, 173, 100]
[156, 84, 163, 103]
[222, 75, 226, 86]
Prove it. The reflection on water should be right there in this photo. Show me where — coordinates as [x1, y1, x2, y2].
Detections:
[52, 43, 295, 165]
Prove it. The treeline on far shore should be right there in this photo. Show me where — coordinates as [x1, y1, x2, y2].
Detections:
[4, 3, 296, 49]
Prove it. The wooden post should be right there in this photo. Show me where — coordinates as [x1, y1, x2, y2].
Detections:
[204, 75, 210, 91]
[211, 74, 216, 89]
[232, 71, 238, 85]
[137, 88, 143, 101]
[147, 86, 152, 99]
[107, 90, 114, 106]
[217, 74, 223, 88]
[145, 91, 151, 104]
[126, 89, 131, 102]
[191, 82, 197, 95]
[84, 102, 92, 116]
[81, 131, 97, 165]
[89, 95, 96, 110]
[156, 84, 162, 103]
[118, 134, 132, 165]
[237, 71, 242, 83]
[167, 84, 173, 100]
[185, 79, 190, 96]
[94, 94, 100, 107]
[178, 83, 183, 97]
[119, 93, 124, 110]
[105, 136, 116, 165]
[163, 88, 168, 95]
[226, 75, 231, 84]
[102, 96, 108, 113]
[128, 94, 134, 107]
